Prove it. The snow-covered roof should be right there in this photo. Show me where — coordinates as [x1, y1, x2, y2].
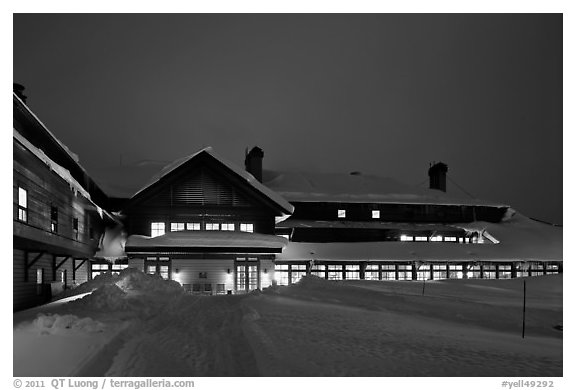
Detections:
[14, 93, 84, 169]
[125, 231, 289, 250]
[130, 147, 294, 215]
[277, 212, 562, 263]
[263, 171, 508, 208]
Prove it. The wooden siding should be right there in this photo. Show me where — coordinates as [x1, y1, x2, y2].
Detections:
[13, 139, 104, 256]
[13, 249, 55, 311]
[260, 258, 275, 289]
[172, 259, 234, 293]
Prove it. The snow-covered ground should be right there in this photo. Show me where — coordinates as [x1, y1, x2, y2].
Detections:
[13, 269, 562, 377]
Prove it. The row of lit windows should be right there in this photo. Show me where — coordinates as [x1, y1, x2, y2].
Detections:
[400, 235, 475, 243]
[337, 209, 381, 219]
[273, 263, 557, 285]
[150, 222, 255, 237]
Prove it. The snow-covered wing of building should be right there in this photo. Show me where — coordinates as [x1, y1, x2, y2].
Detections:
[263, 171, 508, 207]
[277, 212, 561, 263]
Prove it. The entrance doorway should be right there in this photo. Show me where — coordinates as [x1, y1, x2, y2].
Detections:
[235, 257, 259, 292]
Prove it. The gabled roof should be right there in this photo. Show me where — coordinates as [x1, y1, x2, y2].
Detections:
[129, 147, 294, 215]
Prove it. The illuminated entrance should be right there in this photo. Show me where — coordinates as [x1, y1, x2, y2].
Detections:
[235, 257, 259, 292]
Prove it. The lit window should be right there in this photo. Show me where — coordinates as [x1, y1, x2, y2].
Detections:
[372, 210, 380, 219]
[459, 237, 464, 243]
[221, 223, 235, 231]
[338, 209, 346, 218]
[36, 268, 43, 285]
[291, 264, 307, 284]
[415, 236, 428, 242]
[445, 237, 457, 242]
[50, 206, 58, 233]
[311, 264, 326, 278]
[364, 264, 379, 280]
[278, 234, 290, 240]
[17, 187, 27, 222]
[240, 223, 254, 233]
[274, 264, 289, 285]
[327, 264, 343, 280]
[400, 235, 413, 242]
[206, 223, 220, 231]
[430, 236, 443, 242]
[464, 237, 470, 243]
[151, 222, 165, 237]
[186, 223, 201, 231]
[345, 264, 360, 280]
[170, 222, 185, 232]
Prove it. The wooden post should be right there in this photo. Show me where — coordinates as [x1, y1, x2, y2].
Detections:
[422, 278, 426, 296]
[522, 279, 526, 339]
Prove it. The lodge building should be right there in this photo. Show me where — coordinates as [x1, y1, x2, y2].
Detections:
[12, 89, 119, 311]
[13, 88, 563, 309]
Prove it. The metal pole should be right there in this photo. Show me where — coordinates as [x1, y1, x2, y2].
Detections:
[522, 279, 526, 338]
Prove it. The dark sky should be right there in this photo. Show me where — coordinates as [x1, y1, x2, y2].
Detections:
[13, 14, 563, 224]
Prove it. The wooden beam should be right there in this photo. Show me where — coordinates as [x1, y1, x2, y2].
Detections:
[74, 259, 87, 271]
[55, 256, 71, 271]
[25, 251, 46, 281]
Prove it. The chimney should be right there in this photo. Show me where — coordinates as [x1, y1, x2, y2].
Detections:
[245, 146, 264, 182]
[13, 83, 27, 103]
[428, 162, 448, 192]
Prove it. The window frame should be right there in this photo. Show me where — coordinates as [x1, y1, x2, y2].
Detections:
[17, 187, 27, 222]
[151, 222, 166, 237]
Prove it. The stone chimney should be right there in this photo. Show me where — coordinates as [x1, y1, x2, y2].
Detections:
[245, 146, 264, 182]
[13, 83, 27, 103]
[428, 161, 448, 192]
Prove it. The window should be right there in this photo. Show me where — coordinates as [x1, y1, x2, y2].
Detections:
[199, 272, 208, 279]
[151, 222, 165, 237]
[483, 264, 497, 279]
[432, 264, 448, 280]
[92, 263, 110, 279]
[444, 237, 457, 242]
[417, 264, 430, 280]
[337, 209, 346, 218]
[17, 187, 27, 222]
[186, 222, 201, 231]
[274, 264, 289, 286]
[397, 264, 413, 280]
[221, 223, 235, 231]
[216, 284, 225, 294]
[158, 265, 169, 279]
[365, 264, 379, 280]
[206, 223, 220, 231]
[36, 268, 43, 285]
[448, 264, 463, 279]
[170, 222, 185, 232]
[291, 264, 307, 284]
[498, 264, 512, 279]
[381, 264, 396, 280]
[430, 236, 443, 242]
[400, 235, 413, 242]
[415, 236, 428, 242]
[111, 264, 128, 276]
[311, 264, 326, 278]
[50, 206, 58, 233]
[327, 264, 343, 280]
[240, 223, 254, 233]
[204, 283, 212, 293]
[345, 265, 360, 280]
[278, 234, 290, 240]
[72, 218, 79, 239]
[372, 210, 380, 219]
